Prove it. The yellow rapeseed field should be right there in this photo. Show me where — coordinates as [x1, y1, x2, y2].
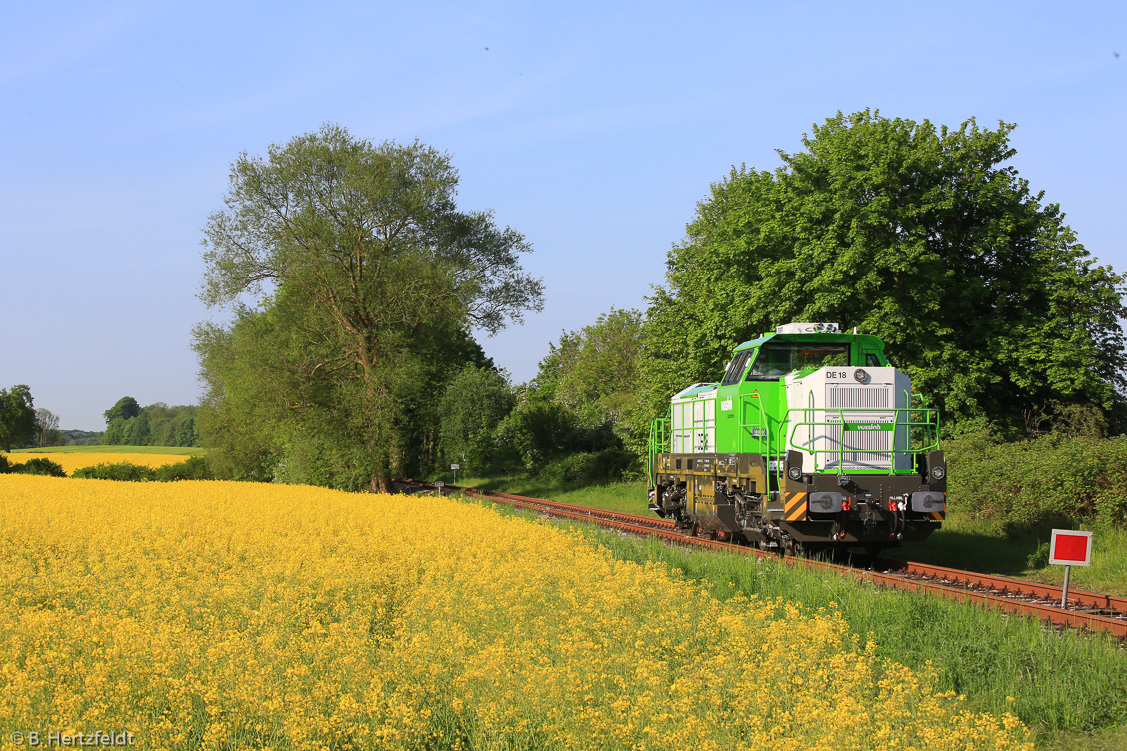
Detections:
[4, 452, 188, 474]
[0, 476, 1032, 750]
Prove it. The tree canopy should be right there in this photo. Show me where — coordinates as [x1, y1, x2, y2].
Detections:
[644, 110, 1127, 433]
[438, 366, 515, 473]
[0, 385, 36, 452]
[34, 408, 61, 448]
[100, 401, 200, 447]
[194, 124, 543, 490]
[103, 396, 140, 424]
[533, 308, 647, 454]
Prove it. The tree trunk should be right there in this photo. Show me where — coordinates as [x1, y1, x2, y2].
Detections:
[370, 472, 395, 494]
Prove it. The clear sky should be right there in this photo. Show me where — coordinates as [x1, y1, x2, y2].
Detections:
[2, 1, 1125, 431]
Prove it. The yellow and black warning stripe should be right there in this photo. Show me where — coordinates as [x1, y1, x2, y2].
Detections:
[783, 492, 808, 522]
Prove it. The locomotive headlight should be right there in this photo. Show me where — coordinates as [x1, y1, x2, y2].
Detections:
[787, 466, 802, 481]
[931, 466, 946, 481]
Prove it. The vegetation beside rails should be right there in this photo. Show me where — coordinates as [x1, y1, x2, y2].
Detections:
[467, 497, 1127, 750]
[897, 514, 1127, 597]
[944, 429, 1127, 531]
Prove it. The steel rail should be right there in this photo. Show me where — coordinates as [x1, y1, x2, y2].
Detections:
[879, 557, 1127, 616]
[405, 481, 1126, 640]
[477, 488, 677, 530]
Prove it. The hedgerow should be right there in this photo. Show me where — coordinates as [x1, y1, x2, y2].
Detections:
[946, 431, 1127, 530]
[71, 455, 214, 482]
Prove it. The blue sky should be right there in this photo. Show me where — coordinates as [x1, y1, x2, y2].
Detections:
[2, 1, 1125, 431]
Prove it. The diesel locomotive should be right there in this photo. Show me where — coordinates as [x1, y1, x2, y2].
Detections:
[647, 323, 946, 554]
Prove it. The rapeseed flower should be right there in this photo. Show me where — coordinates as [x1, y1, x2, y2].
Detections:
[0, 475, 1032, 750]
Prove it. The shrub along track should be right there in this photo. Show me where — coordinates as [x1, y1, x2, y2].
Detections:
[399, 480, 1127, 641]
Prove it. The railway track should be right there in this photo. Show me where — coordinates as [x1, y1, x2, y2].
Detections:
[403, 480, 1127, 640]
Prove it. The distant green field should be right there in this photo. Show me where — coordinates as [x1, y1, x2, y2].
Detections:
[10, 445, 207, 456]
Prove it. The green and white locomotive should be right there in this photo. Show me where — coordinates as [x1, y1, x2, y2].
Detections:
[647, 323, 946, 554]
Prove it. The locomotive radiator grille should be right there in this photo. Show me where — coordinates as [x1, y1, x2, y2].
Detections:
[834, 424, 893, 467]
[823, 384, 894, 470]
[825, 384, 891, 409]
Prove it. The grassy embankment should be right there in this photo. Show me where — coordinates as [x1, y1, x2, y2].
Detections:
[437, 473, 1127, 750]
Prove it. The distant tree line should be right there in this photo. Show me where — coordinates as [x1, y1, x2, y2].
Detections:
[100, 396, 201, 447]
[60, 430, 104, 446]
[0, 385, 67, 450]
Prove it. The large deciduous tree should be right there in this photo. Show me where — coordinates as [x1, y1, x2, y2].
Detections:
[34, 408, 61, 448]
[194, 124, 543, 491]
[0, 385, 35, 452]
[103, 396, 140, 424]
[644, 110, 1127, 433]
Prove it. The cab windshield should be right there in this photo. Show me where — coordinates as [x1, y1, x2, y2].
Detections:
[721, 349, 755, 386]
[746, 342, 850, 380]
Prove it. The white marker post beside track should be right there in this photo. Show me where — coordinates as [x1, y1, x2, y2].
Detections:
[1049, 529, 1094, 608]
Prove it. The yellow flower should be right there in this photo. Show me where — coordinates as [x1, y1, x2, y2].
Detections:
[0, 475, 1034, 751]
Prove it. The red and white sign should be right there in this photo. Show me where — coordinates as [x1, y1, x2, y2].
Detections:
[1049, 529, 1093, 567]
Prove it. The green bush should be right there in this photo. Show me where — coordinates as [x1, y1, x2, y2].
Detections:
[14, 457, 67, 477]
[0, 454, 12, 474]
[72, 462, 156, 482]
[538, 448, 636, 484]
[153, 455, 214, 482]
[70, 457, 215, 483]
[946, 431, 1127, 530]
[495, 402, 579, 471]
[272, 438, 371, 492]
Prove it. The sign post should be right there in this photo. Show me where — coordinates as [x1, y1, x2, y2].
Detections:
[451, 463, 460, 485]
[1049, 529, 1094, 608]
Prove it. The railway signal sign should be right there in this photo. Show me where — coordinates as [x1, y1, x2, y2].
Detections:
[1049, 529, 1093, 566]
[1050, 529, 1094, 608]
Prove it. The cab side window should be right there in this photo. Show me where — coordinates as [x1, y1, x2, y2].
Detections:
[721, 350, 753, 386]
[866, 354, 881, 367]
